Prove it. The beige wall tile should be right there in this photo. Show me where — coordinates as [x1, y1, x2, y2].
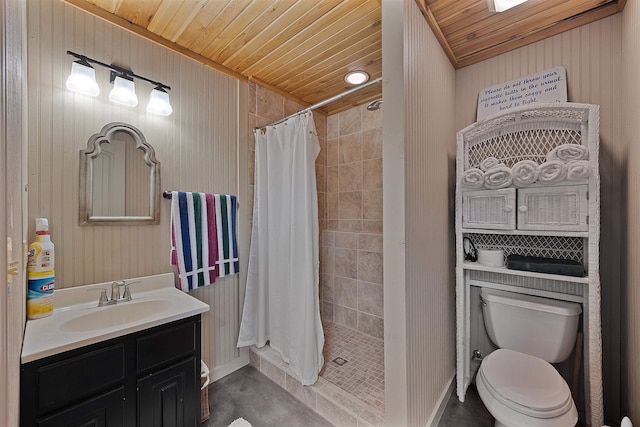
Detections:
[339, 107, 362, 136]
[362, 128, 382, 160]
[339, 162, 363, 191]
[358, 281, 383, 317]
[357, 312, 383, 340]
[338, 220, 363, 232]
[358, 251, 383, 284]
[321, 274, 334, 303]
[362, 104, 383, 131]
[249, 349, 261, 369]
[327, 115, 339, 139]
[313, 112, 327, 140]
[284, 98, 305, 116]
[256, 85, 284, 121]
[335, 276, 358, 309]
[358, 234, 383, 253]
[318, 192, 326, 222]
[316, 163, 326, 192]
[327, 193, 339, 219]
[327, 166, 339, 192]
[322, 302, 334, 322]
[363, 158, 382, 189]
[335, 232, 359, 249]
[363, 189, 383, 219]
[327, 138, 339, 166]
[362, 220, 382, 233]
[322, 230, 336, 247]
[339, 191, 363, 219]
[334, 248, 358, 279]
[320, 246, 335, 275]
[334, 305, 358, 330]
[248, 82, 257, 114]
[340, 133, 362, 163]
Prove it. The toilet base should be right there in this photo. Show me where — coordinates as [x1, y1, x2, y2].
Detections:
[476, 373, 578, 427]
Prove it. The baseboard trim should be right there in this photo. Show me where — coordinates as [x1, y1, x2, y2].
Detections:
[427, 371, 456, 427]
[210, 349, 250, 382]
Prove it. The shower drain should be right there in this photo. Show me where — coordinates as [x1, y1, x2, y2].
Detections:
[332, 357, 348, 366]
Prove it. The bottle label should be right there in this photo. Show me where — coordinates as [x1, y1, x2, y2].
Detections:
[28, 242, 53, 270]
[27, 273, 55, 319]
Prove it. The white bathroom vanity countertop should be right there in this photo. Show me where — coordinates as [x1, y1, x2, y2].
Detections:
[21, 273, 210, 363]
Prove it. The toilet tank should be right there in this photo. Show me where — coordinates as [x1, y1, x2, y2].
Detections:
[480, 288, 582, 363]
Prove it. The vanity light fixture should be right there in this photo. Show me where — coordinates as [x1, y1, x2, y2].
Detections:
[146, 86, 173, 116]
[66, 50, 172, 115]
[488, 0, 529, 12]
[109, 72, 138, 107]
[344, 70, 369, 85]
[65, 58, 100, 96]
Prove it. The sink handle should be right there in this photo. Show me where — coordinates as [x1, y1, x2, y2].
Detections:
[86, 288, 112, 307]
[122, 280, 141, 302]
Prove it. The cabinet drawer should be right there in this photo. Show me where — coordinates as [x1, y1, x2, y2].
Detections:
[517, 185, 588, 232]
[137, 320, 198, 372]
[36, 386, 125, 427]
[462, 188, 516, 230]
[34, 343, 126, 413]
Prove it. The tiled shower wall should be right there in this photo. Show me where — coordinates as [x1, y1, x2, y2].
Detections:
[321, 106, 384, 339]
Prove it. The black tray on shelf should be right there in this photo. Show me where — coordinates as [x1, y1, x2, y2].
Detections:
[505, 254, 585, 277]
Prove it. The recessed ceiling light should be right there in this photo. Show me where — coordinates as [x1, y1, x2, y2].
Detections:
[344, 71, 369, 85]
[488, 0, 528, 12]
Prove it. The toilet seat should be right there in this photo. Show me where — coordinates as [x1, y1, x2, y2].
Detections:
[479, 349, 574, 419]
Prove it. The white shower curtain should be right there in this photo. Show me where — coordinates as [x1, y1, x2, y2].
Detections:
[237, 111, 324, 385]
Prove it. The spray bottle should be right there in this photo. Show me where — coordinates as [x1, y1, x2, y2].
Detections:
[27, 218, 55, 319]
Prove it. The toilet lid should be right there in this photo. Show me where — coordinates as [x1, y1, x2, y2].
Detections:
[480, 349, 573, 418]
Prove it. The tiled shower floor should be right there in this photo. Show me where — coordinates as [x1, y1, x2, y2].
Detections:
[320, 321, 385, 413]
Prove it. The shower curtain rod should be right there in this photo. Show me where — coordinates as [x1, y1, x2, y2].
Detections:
[255, 77, 383, 131]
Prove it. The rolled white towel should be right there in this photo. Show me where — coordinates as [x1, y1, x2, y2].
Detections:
[538, 160, 567, 183]
[479, 157, 503, 172]
[511, 160, 540, 187]
[546, 144, 589, 162]
[566, 160, 591, 180]
[483, 166, 512, 189]
[461, 168, 485, 189]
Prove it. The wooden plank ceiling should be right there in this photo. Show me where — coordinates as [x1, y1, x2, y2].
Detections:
[64, 0, 625, 116]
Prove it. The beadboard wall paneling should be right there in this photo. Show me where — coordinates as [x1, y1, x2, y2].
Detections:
[622, 2, 640, 421]
[455, 15, 624, 423]
[383, 0, 457, 425]
[404, 0, 457, 425]
[26, 0, 249, 376]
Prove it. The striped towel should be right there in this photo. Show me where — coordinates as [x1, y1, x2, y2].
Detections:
[215, 194, 239, 277]
[170, 192, 219, 291]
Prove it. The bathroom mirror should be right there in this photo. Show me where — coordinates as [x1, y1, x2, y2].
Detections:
[79, 122, 160, 225]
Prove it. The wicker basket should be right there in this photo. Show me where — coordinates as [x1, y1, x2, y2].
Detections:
[200, 361, 210, 423]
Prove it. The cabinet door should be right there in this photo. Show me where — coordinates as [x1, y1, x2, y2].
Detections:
[462, 188, 516, 230]
[137, 357, 198, 427]
[36, 386, 125, 427]
[517, 185, 588, 231]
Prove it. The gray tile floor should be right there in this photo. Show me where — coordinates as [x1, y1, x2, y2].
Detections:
[203, 365, 494, 426]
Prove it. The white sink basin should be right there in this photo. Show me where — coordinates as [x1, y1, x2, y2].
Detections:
[21, 273, 210, 363]
[59, 299, 173, 332]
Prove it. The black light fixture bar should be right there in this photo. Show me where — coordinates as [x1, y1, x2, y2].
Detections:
[67, 50, 171, 91]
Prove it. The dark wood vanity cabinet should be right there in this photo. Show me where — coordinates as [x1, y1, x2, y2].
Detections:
[20, 316, 201, 427]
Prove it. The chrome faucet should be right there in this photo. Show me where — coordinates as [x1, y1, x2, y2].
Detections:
[89, 280, 142, 307]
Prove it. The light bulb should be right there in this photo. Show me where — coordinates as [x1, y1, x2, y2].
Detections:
[344, 71, 369, 85]
[147, 87, 173, 116]
[66, 61, 100, 96]
[109, 75, 138, 107]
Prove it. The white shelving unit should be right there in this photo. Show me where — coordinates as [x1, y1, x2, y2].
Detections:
[455, 103, 603, 426]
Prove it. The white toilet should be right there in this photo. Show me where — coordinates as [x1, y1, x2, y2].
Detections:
[476, 288, 582, 427]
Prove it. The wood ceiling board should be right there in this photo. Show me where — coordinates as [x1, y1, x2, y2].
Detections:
[228, 0, 366, 74]
[155, 1, 211, 43]
[92, 0, 120, 14]
[277, 42, 382, 95]
[114, 0, 162, 27]
[444, 0, 611, 52]
[454, 1, 621, 67]
[211, 0, 301, 66]
[251, 5, 381, 84]
[263, 21, 381, 87]
[170, 0, 234, 49]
